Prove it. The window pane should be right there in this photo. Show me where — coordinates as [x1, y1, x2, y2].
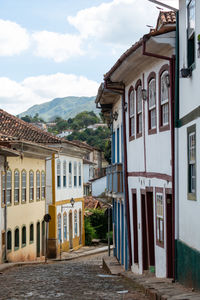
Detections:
[150, 108, 156, 129]
[161, 72, 169, 103]
[188, 0, 195, 36]
[162, 103, 169, 125]
[130, 90, 134, 116]
[149, 79, 156, 108]
[131, 116, 135, 136]
[137, 85, 142, 112]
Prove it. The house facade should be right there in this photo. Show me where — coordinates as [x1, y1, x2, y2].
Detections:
[176, 0, 200, 289]
[96, 11, 176, 278]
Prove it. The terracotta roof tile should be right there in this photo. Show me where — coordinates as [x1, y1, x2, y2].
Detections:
[156, 11, 176, 30]
[0, 109, 62, 144]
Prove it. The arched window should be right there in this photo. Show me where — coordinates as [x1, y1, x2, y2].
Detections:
[7, 230, 12, 250]
[57, 214, 61, 242]
[57, 160, 61, 188]
[69, 162, 72, 187]
[36, 171, 40, 200]
[136, 81, 142, 136]
[63, 213, 67, 240]
[14, 228, 19, 249]
[30, 224, 34, 243]
[74, 162, 77, 187]
[6, 170, 12, 205]
[14, 170, 20, 203]
[22, 226, 26, 246]
[41, 171, 45, 199]
[63, 161, 67, 188]
[74, 210, 78, 236]
[78, 162, 81, 187]
[29, 171, 34, 202]
[148, 73, 157, 133]
[129, 87, 135, 139]
[159, 65, 170, 130]
[21, 170, 27, 203]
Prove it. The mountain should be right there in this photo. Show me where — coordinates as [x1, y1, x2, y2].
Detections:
[18, 96, 98, 122]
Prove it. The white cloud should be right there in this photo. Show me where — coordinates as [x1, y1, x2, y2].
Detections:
[0, 74, 99, 115]
[32, 31, 84, 62]
[68, 0, 158, 46]
[0, 19, 30, 56]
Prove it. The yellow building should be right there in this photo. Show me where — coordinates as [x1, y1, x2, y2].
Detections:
[0, 138, 55, 262]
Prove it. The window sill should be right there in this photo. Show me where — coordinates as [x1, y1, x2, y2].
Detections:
[29, 241, 34, 244]
[14, 201, 20, 206]
[7, 203, 12, 207]
[156, 240, 164, 248]
[129, 135, 135, 142]
[22, 243, 26, 248]
[148, 128, 157, 135]
[36, 199, 40, 202]
[14, 247, 19, 251]
[21, 201, 27, 205]
[29, 200, 34, 203]
[159, 124, 170, 132]
[136, 132, 142, 139]
[188, 193, 196, 201]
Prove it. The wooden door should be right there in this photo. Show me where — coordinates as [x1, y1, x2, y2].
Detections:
[146, 192, 155, 268]
[36, 222, 40, 257]
[132, 192, 139, 264]
[69, 212, 73, 249]
[79, 210, 82, 245]
[141, 194, 148, 271]
[166, 194, 173, 278]
[42, 221, 45, 256]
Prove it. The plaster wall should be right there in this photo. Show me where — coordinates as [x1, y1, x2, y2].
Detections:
[92, 176, 106, 197]
[55, 155, 83, 201]
[179, 0, 200, 118]
[6, 156, 46, 262]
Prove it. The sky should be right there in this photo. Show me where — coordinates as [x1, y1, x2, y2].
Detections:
[0, 0, 178, 115]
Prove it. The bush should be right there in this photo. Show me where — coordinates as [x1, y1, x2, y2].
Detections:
[88, 209, 108, 240]
[84, 218, 96, 246]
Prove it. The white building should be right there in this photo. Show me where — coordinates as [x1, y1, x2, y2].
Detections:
[97, 11, 176, 278]
[176, 0, 200, 289]
[56, 130, 73, 138]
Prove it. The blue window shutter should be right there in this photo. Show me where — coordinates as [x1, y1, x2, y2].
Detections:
[112, 132, 115, 164]
[117, 128, 120, 163]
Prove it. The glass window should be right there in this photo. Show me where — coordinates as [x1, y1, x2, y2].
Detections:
[188, 127, 196, 197]
[63, 213, 67, 240]
[30, 224, 34, 242]
[63, 161, 67, 188]
[14, 228, 19, 248]
[57, 159, 61, 188]
[78, 162, 81, 187]
[148, 78, 156, 130]
[41, 171, 45, 199]
[7, 230, 12, 250]
[69, 162, 72, 187]
[156, 194, 164, 245]
[74, 211, 78, 236]
[58, 214, 61, 242]
[160, 71, 169, 127]
[74, 162, 77, 187]
[136, 84, 142, 135]
[29, 171, 34, 201]
[6, 170, 12, 205]
[22, 226, 26, 246]
[2, 172, 5, 205]
[36, 171, 40, 200]
[14, 170, 20, 203]
[187, 0, 195, 67]
[129, 89, 135, 137]
[21, 170, 27, 203]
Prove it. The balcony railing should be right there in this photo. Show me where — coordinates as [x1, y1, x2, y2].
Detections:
[106, 163, 123, 195]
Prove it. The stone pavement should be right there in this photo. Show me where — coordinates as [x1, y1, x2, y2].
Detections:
[103, 256, 200, 300]
[0, 253, 150, 300]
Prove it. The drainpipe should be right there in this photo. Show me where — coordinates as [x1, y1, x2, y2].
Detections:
[142, 39, 176, 280]
[104, 81, 132, 268]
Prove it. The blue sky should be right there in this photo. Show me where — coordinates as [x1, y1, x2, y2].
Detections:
[0, 0, 178, 115]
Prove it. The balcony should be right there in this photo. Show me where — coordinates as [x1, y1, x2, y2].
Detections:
[106, 163, 123, 196]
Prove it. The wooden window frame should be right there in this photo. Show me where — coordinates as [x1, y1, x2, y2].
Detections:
[1, 171, 5, 206]
[57, 159, 61, 188]
[41, 171, 46, 200]
[7, 229, 12, 251]
[187, 124, 196, 200]
[14, 227, 19, 250]
[29, 170, 34, 202]
[147, 72, 157, 135]
[63, 213, 67, 241]
[36, 170, 40, 201]
[74, 162, 77, 187]
[69, 162, 72, 187]
[14, 170, 20, 204]
[136, 79, 142, 138]
[57, 214, 61, 242]
[187, 0, 195, 68]
[21, 170, 27, 203]
[22, 225, 26, 247]
[63, 161, 67, 188]
[128, 86, 135, 141]
[155, 188, 164, 248]
[78, 162, 81, 187]
[29, 223, 34, 243]
[74, 210, 78, 236]
[159, 65, 170, 132]
[6, 170, 12, 206]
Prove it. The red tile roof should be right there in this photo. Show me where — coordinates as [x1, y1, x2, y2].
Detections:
[156, 11, 176, 30]
[0, 109, 62, 144]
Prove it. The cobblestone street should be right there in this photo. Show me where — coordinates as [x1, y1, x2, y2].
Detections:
[0, 254, 149, 300]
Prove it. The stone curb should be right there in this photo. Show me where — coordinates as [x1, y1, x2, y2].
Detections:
[103, 256, 200, 300]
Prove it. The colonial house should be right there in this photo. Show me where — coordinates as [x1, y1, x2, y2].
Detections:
[96, 11, 176, 278]
[96, 82, 128, 269]
[0, 109, 89, 260]
[0, 135, 55, 263]
[175, 0, 200, 289]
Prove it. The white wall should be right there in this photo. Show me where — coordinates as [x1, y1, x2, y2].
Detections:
[92, 176, 106, 197]
[112, 99, 123, 164]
